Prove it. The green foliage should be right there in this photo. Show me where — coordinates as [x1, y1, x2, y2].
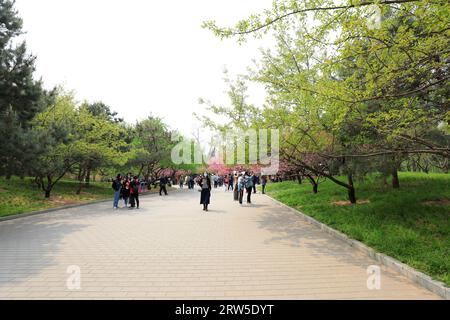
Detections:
[27, 92, 131, 197]
[82, 101, 124, 123]
[203, 0, 450, 202]
[0, 0, 49, 177]
[205, 0, 449, 153]
[71, 102, 129, 190]
[265, 172, 450, 285]
[196, 71, 262, 132]
[0, 1, 194, 197]
[24, 91, 197, 197]
[28, 93, 81, 197]
[126, 116, 176, 179]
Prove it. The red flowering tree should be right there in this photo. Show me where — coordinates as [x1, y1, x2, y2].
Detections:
[207, 162, 230, 176]
[175, 169, 188, 183]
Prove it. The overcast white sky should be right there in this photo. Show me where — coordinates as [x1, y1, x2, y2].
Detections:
[14, 0, 274, 139]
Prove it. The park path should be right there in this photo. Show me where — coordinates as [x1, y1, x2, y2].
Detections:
[0, 187, 440, 300]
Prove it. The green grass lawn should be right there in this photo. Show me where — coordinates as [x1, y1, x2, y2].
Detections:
[0, 177, 165, 218]
[263, 172, 450, 286]
[0, 177, 113, 217]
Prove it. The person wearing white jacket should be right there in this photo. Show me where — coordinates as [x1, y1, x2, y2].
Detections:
[237, 172, 245, 204]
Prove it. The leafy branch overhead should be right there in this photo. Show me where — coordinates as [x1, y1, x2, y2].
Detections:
[201, 0, 449, 203]
[203, 0, 428, 39]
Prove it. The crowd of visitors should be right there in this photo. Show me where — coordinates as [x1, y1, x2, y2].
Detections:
[112, 170, 277, 212]
[176, 171, 271, 212]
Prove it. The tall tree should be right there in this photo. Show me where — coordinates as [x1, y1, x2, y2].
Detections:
[127, 116, 175, 180]
[0, 0, 47, 177]
[71, 102, 128, 193]
[203, 0, 450, 202]
[30, 93, 79, 198]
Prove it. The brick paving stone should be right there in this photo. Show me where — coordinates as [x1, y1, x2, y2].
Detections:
[0, 188, 441, 299]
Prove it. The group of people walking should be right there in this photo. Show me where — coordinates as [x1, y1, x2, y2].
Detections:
[232, 171, 267, 204]
[112, 173, 141, 210]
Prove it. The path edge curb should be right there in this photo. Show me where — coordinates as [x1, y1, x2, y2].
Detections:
[0, 189, 177, 223]
[265, 194, 450, 300]
[0, 198, 111, 223]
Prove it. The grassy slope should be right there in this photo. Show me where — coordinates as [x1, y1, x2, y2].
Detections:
[264, 172, 450, 286]
[0, 177, 168, 218]
[0, 177, 112, 217]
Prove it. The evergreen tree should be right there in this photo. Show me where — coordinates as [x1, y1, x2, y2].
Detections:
[0, 0, 46, 177]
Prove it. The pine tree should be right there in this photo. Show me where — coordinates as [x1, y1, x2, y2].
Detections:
[0, 0, 46, 177]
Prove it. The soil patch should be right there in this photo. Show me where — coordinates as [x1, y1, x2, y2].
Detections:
[423, 199, 450, 206]
[333, 199, 371, 206]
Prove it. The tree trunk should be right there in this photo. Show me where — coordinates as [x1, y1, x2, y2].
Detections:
[392, 168, 400, 189]
[412, 160, 417, 172]
[383, 175, 388, 187]
[44, 175, 53, 198]
[347, 174, 357, 204]
[32, 177, 41, 189]
[297, 174, 302, 184]
[76, 168, 86, 195]
[76, 179, 84, 195]
[34, 176, 42, 189]
[348, 186, 357, 204]
[306, 175, 318, 194]
[84, 166, 91, 187]
[77, 166, 83, 181]
[287, 157, 359, 205]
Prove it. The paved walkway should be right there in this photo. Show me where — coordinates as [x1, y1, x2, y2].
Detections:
[0, 188, 440, 299]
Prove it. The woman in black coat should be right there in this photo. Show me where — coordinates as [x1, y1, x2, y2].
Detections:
[121, 178, 130, 208]
[198, 173, 212, 212]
